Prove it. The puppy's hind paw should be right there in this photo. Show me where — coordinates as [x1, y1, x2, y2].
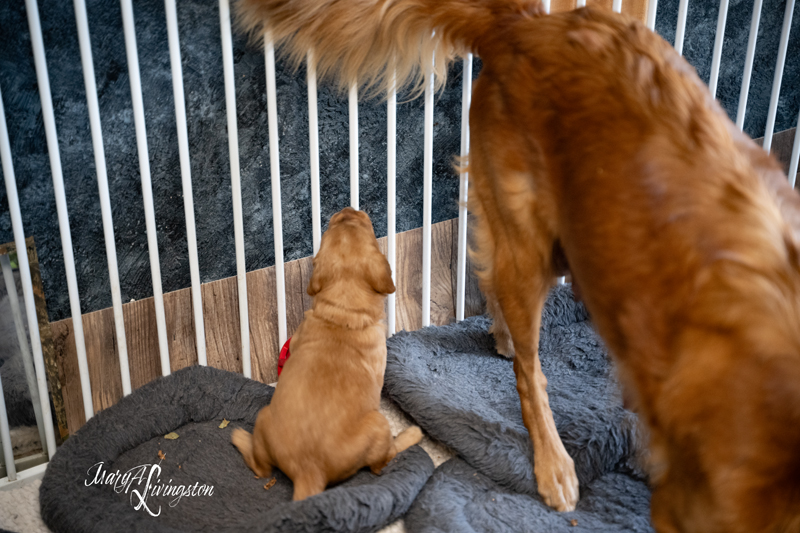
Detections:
[393, 425, 423, 453]
[403, 426, 423, 444]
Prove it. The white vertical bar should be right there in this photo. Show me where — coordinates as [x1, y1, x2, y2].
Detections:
[0, 462, 47, 488]
[422, 60, 434, 328]
[789, 111, 800, 189]
[349, 83, 359, 210]
[736, 0, 763, 130]
[647, 0, 659, 30]
[763, 0, 795, 153]
[120, 0, 170, 377]
[164, 0, 207, 365]
[674, 0, 689, 55]
[576, 0, 586, 7]
[1, 255, 47, 456]
[73, 0, 131, 396]
[266, 34, 288, 348]
[307, 53, 322, 256]
[708, 0, 729, 99]
[220, 0, 251, 376]
[613, 0, 623, 12]
[25, 0, 94, 424]
[542, 0, 551, 13]
[0, 84, 57, 458]
[387, 76, 397, 335]
[0, 373, 16, 481]
[456, 55, 472, 322]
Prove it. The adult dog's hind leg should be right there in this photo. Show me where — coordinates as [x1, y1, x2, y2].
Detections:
[467, 90, 578, 510]
[469, 206, 516, 358]
[471, 198, 580, 512]
[496, 228, 579, 512]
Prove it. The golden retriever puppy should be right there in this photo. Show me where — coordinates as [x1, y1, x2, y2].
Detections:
[235, 0, 800, 530]
[232, 207, 422, 501]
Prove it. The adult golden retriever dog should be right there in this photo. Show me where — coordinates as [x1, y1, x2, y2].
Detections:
[236, 1, 800, 530]
[232, 207, 422, 501]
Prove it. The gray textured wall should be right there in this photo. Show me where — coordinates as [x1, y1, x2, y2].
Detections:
[0, 0, 798, 322]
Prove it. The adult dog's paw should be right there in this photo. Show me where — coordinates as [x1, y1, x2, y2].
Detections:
[535, 446, 579, 512]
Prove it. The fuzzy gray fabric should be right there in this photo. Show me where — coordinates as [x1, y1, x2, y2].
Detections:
[39, 366, 434, 532]
[405, 458, 652, 532]
[383, 284, 650, 528]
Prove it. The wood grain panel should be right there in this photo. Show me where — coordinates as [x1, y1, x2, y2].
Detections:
[247, 267, 279, 384]
[430, 219, 456, 325]
[201, 277, 243, 374]
[164, 287, 198, 372]
[284, 256, 314, 337]
[123, 298, 161, 390]
[395, 227, 422, 332]
[82, 308, 123, 415]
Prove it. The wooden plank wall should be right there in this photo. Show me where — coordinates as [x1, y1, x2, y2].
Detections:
[50, 217, 484, 434]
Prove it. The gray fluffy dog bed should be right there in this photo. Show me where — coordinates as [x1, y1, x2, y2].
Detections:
[406, 458, 652, 532]
[39, 366, 434, 532]
[384, 284, 653, 531]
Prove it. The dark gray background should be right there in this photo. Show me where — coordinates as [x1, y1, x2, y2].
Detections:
[0, 0, 798, 322]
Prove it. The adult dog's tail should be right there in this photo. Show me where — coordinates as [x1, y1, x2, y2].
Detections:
[236, 0, 543, 97]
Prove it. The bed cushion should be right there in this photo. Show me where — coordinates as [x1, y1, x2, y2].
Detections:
[40, 365, 433, 533]
[383, 284, 651, 530]
[405, 457, 652, 532]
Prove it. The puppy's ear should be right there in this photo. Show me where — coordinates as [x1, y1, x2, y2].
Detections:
[366, 253, 396, 295]
[307, 258, 326, 296]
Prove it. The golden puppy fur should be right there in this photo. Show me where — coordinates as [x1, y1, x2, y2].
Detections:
[232, 208, 422, 501]
[235, 0, 800, 530]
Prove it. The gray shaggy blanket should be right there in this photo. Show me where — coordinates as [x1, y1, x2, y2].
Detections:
[39, 366, 433, 532]
[384, 284, 652, 531]
[405, 458, 652, 532]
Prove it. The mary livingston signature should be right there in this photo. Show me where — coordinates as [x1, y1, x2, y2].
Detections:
[85, 461, 214, 517]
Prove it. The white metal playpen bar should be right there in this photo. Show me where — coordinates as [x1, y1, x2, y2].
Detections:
[1, 0, 799, 485]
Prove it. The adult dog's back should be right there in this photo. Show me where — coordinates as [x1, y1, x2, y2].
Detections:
[236, 0, 800, 530]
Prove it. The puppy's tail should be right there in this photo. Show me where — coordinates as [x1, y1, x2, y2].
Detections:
[231, 428, 256, 467]
[232, 427, 273, 478]
[235, 0, 544, 98]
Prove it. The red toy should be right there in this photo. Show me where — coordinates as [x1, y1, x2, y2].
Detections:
[277, 337, 292, 377]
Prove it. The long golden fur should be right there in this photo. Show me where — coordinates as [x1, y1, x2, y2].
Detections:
[236, 0, 800, 530]
[232, 207, 422, 501]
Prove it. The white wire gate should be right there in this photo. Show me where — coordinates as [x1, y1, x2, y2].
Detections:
[0, 0, 798, 486]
